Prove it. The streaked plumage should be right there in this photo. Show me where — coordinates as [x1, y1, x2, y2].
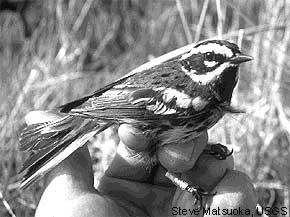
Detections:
[19, 39, 252, 188]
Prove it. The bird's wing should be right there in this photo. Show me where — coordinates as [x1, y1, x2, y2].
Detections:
[67, 87, 182, 121]
[58, 58, 187, 116]
[58, 74, 135, 113]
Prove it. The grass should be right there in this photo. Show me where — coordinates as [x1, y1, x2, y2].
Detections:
[1, 0, 290, 216]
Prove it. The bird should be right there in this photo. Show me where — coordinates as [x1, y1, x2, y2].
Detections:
[19, 39, 253, 190]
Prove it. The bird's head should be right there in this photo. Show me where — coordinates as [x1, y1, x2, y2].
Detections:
[180, 39, 252, 102]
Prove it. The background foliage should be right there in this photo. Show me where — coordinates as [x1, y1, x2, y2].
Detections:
[0, 0, 290, 216]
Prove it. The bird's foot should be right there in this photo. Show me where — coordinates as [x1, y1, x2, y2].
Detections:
[203, 143, 233, 160]
[165, 171, 216, 210]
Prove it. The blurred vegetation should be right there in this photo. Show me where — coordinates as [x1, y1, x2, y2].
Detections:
[0, 0, 290, 216]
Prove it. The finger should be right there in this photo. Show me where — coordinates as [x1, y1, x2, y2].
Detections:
[171, 170, 257, 216]
[152, 132, 208, 187]
[151, 165, 172, 186]
[181, 146, 234, 191]
[118, 124, 151, 152]
[157, 132, 208, 173]
[25, 110, 62, 125]
[104, 124, 153, 181]
[154, 143, 234, 189]
[99, 175, 176, 217]
[104, 141, 152, 181]
[206, 170, 258, 213]
[44, 145, 94, 190]
[36, 146, 104, 217]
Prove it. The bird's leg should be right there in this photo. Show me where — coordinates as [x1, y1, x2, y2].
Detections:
[165, 171, 215, 210]
[203, 143, 233, 160]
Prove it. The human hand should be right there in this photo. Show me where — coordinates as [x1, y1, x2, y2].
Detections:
[100, 124, 258, 217]
[25, 111, 257, 217]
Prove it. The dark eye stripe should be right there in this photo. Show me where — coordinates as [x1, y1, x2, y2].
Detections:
[204, 53, 226, 62]
[216, 54, 226, 62]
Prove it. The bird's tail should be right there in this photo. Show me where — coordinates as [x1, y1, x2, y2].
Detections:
[19, 114, 112, 189]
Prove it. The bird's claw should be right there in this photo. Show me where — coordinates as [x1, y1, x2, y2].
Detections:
[186, 185, 216, 209]
[204, 143, 233, 160]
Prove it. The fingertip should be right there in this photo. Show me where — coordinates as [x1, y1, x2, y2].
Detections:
[118, 124, 151, 152]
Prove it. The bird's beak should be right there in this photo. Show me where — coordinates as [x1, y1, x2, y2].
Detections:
[230, 53, 253, 64]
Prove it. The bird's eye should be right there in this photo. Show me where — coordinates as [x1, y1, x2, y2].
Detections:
[205, 52, 215, 61]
